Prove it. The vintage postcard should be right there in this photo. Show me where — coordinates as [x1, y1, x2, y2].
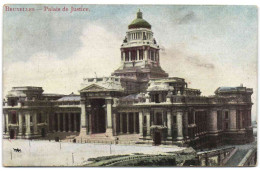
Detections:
[2, 4, 257, 167]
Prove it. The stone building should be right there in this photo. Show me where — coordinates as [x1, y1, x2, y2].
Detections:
[2, 10, 254, 148]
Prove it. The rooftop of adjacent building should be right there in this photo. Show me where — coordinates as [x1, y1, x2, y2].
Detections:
[215, 84, 253, 94]
[57, 93, 80, 101]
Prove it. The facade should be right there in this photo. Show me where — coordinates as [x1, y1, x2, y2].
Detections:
[3, 10, 254, 148]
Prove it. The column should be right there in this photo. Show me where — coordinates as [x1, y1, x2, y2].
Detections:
[5, 113, 9, 134]
[88, 113, 92, 134]
[133, 113, 137, 133]
[139, 112, 143, 136]
[33, 112, 37, 134]
[51, 114, 55, 132]
[209, 109, 218, 133]
[86, 111, 89, 134]
[184, 110, 189, 138]
[137, 50, 139, 60]
[127, 113, 130, 134]
[176, 110, 183, 140]
[25, 113, 31, 136]
[123, 52, 126, 61]
[120, 113, 123, 134]
[57, 113, 61, 132]
[46, 113, 49, 133]
[129, 51, 131, 61]
[74, 114, 77, 132]
[80, 100, 86, 133]
[193, 110, 196, 124]
[68, 113, 72, 132]
[146, 112, 150, 136]
[240, 110, 243, 129]
[106, 98, 112, 133]
[113, 113, 117, 135]
[18, 113, 23, 136]
[63, 113, 66, 132]
[167, 110, 172, 137]
[144, 49, 147, 60]
[229, 109, 237, 131]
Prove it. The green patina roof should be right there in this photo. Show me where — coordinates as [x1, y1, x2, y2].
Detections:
[128, 10, 151, 29]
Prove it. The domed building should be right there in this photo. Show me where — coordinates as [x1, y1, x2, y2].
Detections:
[3, 10, 254, 149]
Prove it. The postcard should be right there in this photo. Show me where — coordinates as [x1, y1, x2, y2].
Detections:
[2, 4, 257, 167]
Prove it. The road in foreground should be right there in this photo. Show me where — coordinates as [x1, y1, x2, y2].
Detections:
[3, 139, 185, 166]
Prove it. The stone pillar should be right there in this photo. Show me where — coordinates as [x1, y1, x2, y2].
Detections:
[133, 113, 137, 133]
[113, 113, 117, 135]
[18, 113, 23, 136]
[120, 113, 123, 134]
[68, 113, 72, 132]
[167, 110, 172, 137]
[209, 109, 218, 133]
[51, 114, 55, 132]
[46, 112, 49, 133]
[137, 50, 139, 60]
[129, 51, 131, 61]
[240, 110, 243, 129]
[229, 109, 237, 131]
[33, 112, 38, 134]
[176, 110, 183, 140]
[57, 113, 61, 132]
[5, 113, 9, 134]
[193, 110, 196, 124]
[63, 113, 66, 132]
[144, 49, 147, 60]
[74, 114, 77, 132]
[139, 112, 143, 136]
[127, 113, 130, 134]
[184, 110, 189, 138]
[123, 52, 125, 61]
[89, 113, 92, 134]
[80, 100, 87, 133]
[146, 112, 151, 136]
[25, 113, 31, 136]
[106, 98, 113, 134]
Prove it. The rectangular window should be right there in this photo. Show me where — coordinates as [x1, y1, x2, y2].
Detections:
[125, 51, 129, 61]
[173, 116, 177, 124]
[225, 122, 229, 130]
[225, 111, 229, 119]
[217, 111, 222, 130]
[188, 111, 193, 124]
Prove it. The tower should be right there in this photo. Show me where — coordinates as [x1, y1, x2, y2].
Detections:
[112, 10, 168, 94]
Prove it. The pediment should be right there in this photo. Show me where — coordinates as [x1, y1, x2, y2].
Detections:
[79, 84, 108, 92]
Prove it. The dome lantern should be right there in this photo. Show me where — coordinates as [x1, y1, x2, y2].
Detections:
[128, 9, 151, 29]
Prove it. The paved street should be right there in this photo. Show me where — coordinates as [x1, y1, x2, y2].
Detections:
[2, 139, 185, 166]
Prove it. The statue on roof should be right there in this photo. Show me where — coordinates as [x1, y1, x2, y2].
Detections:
[123, 36, 127, 43]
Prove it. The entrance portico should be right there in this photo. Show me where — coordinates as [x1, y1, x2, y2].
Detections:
[79, 76, 124, 138]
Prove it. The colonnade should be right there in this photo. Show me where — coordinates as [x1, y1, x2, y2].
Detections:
[116, 112, 139, 135]
[49, 113, 80, 133]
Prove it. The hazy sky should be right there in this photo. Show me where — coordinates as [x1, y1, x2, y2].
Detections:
[3, 5, 257, 119]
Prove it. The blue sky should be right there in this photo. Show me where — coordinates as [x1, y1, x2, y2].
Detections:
[3, 5, 258, 119]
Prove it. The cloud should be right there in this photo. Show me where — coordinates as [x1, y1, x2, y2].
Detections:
[185, 56, 215, 69]
[3, 23, 122, 96]
[177, 11, 196, 24]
